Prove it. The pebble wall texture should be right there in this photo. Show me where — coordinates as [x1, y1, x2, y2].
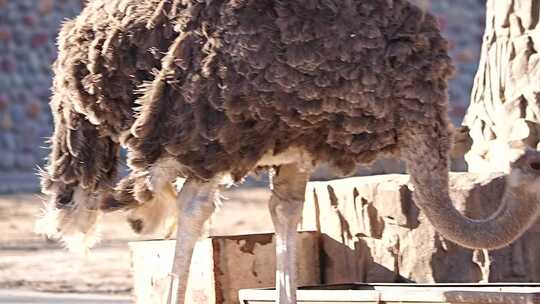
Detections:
[0, 0, 485, 174]
[0, 0, 84, 172]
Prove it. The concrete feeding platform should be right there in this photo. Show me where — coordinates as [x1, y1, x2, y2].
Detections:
[299, 173, 540, 283]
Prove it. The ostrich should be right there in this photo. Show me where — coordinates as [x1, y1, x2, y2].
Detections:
[37, 0, 540, 303]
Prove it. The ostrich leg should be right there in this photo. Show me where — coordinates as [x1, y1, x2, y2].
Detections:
[268, 163, 310, 304]
[167, 179, 217, 304]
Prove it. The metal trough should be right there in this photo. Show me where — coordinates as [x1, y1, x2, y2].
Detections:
[239, 283, 540, 304]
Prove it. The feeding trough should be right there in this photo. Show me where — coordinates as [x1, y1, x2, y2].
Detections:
[129, 232, 320, 304]
[239, 283, 540, 304]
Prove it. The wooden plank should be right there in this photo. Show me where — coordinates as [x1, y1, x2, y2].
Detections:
[130, 239, 215, 304]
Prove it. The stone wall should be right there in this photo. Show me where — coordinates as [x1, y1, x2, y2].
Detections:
[0, 0, 83, 173]
[0, 0, 486, 176]
[301, 173, 540, 283]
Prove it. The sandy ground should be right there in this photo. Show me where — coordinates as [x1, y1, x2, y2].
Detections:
[0, 290, 131, 304]
[0, 187, 272, 295]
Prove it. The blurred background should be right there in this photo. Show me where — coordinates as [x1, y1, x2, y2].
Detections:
[0, 0, 487, 301]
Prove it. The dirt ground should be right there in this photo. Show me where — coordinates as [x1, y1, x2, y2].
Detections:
[0, 187, 273, 295]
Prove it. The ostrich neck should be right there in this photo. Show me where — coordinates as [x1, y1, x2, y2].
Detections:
[403, 122, 540, 250]
[408, 166, 539, 249]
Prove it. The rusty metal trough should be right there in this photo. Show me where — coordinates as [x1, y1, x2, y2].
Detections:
[129, 232, 320, 304]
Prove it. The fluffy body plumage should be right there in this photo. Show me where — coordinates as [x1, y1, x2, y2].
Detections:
[40, 0, 180, 239]
[41, 0, 452, 239]
[128, 0, 451, 180]
[46, 0, 180, 173]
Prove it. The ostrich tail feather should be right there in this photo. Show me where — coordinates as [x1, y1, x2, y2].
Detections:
[35, 186, 102, 254]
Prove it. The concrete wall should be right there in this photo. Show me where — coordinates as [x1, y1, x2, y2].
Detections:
[301, 173, 540, 283]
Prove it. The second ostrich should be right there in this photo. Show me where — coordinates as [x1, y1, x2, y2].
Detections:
[38, 0, 540, 303]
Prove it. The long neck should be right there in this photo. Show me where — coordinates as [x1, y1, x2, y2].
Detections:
[408, 163, 539, 249]
[403, 123, 540, 250]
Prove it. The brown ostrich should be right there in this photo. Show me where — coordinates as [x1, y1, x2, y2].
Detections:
[37, 0, 540, 303]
